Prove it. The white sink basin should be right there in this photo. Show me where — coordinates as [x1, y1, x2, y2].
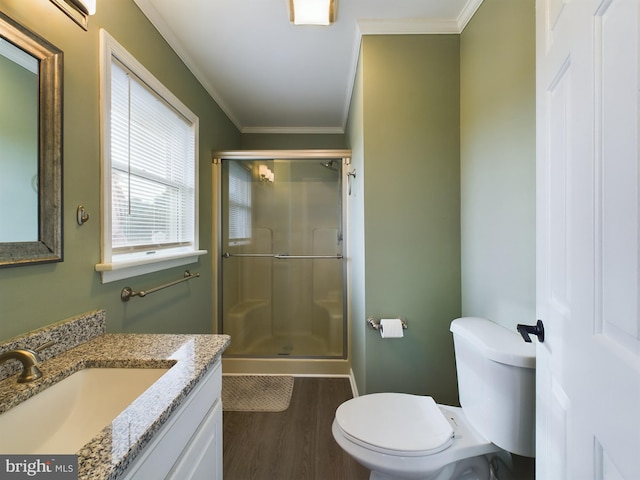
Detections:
[0, 367, 169, 454]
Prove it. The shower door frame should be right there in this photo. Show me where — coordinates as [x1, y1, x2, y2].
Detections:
[212, 150, 352, 366]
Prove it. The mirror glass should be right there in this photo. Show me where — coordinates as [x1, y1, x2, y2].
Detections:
[0, 37, 39, 242]
[0, 12, 63, 267]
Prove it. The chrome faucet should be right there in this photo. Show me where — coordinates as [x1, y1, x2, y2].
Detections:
[0, 341, 54, 383]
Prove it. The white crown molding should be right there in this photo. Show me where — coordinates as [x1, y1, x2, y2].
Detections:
[457, 0, 484, 32]
[356, 0, 484, 36]
[241, 126, 345, 135]
[132, 0, 243, 132]
[135, 0, 484, 135]
[340, 28, 364, 131]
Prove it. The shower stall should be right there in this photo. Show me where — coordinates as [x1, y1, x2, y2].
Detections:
[215, 152, 349, 360]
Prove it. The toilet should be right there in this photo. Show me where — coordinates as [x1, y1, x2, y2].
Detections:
[332, 317, 535, 480]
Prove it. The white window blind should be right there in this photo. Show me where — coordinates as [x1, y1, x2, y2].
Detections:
[228, 161, 252, 245]
[97, 30, 204, 283]
[110, 60, 195, 253]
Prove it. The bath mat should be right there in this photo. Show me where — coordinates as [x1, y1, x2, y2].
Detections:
[222, 375, 294, 412]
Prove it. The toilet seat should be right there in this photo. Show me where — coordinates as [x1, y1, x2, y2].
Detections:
[334, 393, 454, 457]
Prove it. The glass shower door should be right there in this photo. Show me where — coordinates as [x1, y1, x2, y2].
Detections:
[220, 158, 345, 358]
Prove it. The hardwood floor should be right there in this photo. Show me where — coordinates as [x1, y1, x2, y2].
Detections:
[223, 377, 370, 480]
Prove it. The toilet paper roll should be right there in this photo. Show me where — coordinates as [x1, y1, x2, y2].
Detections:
[380, 318, 404, 338]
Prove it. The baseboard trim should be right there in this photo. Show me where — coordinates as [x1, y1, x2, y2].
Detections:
[348, 368, 359, 397]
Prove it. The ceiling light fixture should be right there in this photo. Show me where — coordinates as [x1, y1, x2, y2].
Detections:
[50, 0, 96, 30]
[259, 164, 275, 183]
[70, 0, 97, 15]
[289, 0, 336, 26]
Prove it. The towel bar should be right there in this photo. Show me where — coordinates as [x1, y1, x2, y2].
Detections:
[121, 270, 199, 302]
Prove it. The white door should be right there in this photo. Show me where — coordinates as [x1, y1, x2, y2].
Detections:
[536, 0, 640, 478]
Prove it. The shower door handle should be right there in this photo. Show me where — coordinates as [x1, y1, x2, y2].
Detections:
[223, 252, 343, 259]
[274, 254, 343, 260]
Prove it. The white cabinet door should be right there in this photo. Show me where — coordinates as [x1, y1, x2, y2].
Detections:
[167, 399, 223, 480]
[536, 0, 640, 478]
[120, 361, 222, 480]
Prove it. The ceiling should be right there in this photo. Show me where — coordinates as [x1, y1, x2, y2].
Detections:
[132, 0, 482, 134]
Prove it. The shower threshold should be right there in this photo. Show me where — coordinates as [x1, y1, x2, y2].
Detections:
[224, 333, 342, 358]
[221, 356, 351, 376]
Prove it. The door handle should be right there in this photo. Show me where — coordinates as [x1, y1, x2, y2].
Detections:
[516, 320, 545, 343]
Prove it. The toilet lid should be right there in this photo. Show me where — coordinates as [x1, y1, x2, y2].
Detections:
[335, 393, 454, 455]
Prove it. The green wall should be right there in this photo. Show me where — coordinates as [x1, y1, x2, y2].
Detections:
[345, 51, 366, 393]
[0, 0, 239, 341]
[460, 0, 536, 330]
[0, 0, 536, 404]
[240, 133, 346, 150]
[347, 2, 535, 399]
[348, 35, 461, 403]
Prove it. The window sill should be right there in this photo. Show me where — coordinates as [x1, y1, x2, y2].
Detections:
[96, 250, 208, 284]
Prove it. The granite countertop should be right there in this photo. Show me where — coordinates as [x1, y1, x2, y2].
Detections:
[0, 311, 230, 480]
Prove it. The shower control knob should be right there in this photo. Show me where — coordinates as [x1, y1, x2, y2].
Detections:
[516, 320, 545, 343]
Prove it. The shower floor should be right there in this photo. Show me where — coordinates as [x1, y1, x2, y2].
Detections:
[225, 332, 341, 357]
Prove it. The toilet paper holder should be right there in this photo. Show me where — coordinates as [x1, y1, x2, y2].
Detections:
[366, 317, 408, 331]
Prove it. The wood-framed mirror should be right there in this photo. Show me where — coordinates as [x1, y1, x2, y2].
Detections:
[0, 12, 63, 267]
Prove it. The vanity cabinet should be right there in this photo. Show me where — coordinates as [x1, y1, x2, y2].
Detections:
[120, 360, 223, 480]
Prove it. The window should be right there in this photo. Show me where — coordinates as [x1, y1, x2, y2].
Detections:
[96, 30, 206, 283]
[227, 161, 252, 245]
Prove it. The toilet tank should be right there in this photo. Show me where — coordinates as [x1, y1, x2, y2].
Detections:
[450, 317, 535, 457]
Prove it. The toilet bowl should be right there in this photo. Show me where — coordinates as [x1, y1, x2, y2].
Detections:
[332, 317, 536, 480]
[332, 393, 500, 480]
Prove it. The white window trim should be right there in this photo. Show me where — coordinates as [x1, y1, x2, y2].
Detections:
[96, 29, 206, 283]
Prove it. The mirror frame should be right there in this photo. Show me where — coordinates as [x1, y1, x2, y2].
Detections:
[0, 12, 63, 268]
